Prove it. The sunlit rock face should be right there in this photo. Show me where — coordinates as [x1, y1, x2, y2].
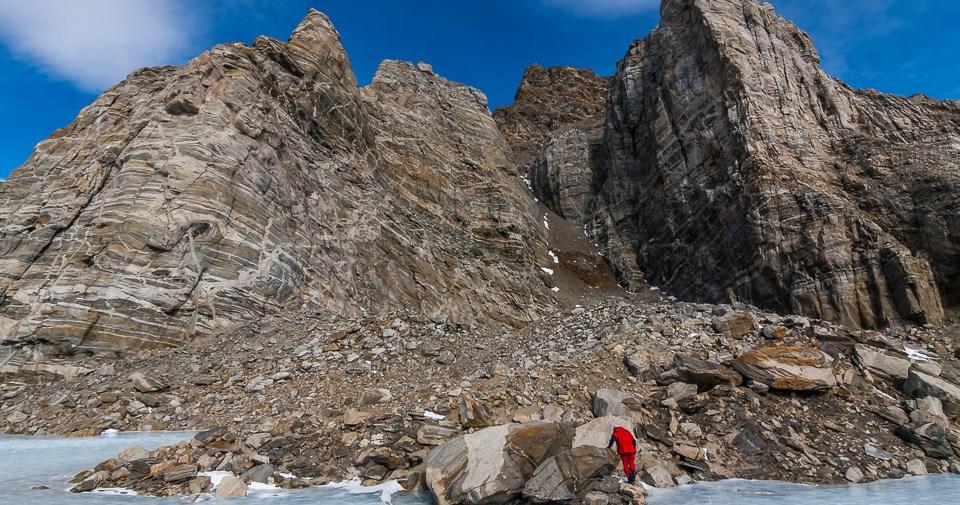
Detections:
[0, 10, 547, 356]
[510, 0, 958, 329]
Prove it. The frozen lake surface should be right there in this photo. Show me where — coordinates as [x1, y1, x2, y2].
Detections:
[1, 431, 957, 504]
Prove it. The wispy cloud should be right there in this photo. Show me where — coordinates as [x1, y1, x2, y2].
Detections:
[545, 0, 659, 17]
[0, 0, 196, 91]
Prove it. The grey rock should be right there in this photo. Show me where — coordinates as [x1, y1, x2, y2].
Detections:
[894, 422, 954, 459]
[416, 425, 458, 446]
[641, 462, 675, 488]
[118, 445, 150, 462]
[574, 416, 633, 449]
[658, 354, 743, 388]
[214, 474, 248, 497]
[522, 446, 616, 503]
[903, 369, 960, 418]
[854, 345, 911, 381]
[666, 382, 698, 402]
[241, 464, 274, 484]
[845, 467, 864, 483]
[358, 388, 393, 406]
[591, 389, 634, 418]
[906, 459, 928, 476]
[163, 463, 198, 483]
[864, 444, 894, 461]
[516, 0, 955, 329]
[425, 422, 574, 505]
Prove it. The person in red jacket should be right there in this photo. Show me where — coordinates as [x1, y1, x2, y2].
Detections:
[607, 426, 637, 483]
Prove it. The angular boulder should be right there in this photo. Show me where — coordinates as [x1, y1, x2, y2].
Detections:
[733, 346, 836, 391]
[712, 312, 759, 338]
[658, 354, 743, 389]
[130, 372, 168, 393]
[904, 368, 960, 418]
[573, 416, 634, 449]
[214, 475, 248, 497]
[522, 446, 616, 503]
[591, 389, 635, 418]
[854, 344, 911, 381]
[894, 422, 955, 459]
[459, 393, 496, 429]
[425, 422, 574, 505]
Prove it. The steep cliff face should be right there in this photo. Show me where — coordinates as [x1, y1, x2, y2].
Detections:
[513, 0, 958, 329]
[493, 65, 609, 227]
[0, 10, 547, 356]
[493, 65, 609, 172]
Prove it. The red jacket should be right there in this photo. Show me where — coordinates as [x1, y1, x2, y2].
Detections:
[608, 426, 636, 455]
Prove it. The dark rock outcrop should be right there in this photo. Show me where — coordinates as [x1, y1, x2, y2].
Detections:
[493, 65, 609, 174]
[507, 0, 959, 329]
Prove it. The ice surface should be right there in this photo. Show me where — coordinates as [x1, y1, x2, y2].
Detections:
[647, 476, 960, 505]
[0, 432, 429, 505]
[2, 433, 958, 505]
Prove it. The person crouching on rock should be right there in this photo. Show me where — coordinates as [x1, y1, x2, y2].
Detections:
[608, 426, 637, 484]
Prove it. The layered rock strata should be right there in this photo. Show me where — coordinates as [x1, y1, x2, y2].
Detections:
[506, 0, 959, 329]
[0, 11, 546, 356]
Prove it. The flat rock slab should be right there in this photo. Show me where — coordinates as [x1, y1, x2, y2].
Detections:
[733, 346, 836, 391]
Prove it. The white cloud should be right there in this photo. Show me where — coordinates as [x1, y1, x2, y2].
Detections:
[546, 0, 659, 17]
[0, 0, 195, 91]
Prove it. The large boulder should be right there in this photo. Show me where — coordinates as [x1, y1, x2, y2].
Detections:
[712, 312, 759, 338]
[854, 344, 911, 381]
[591, 389, 635, 418]
[459, 393, 496, 429]
[658, 354, 743, 389]
[425, 422, 574, 505]
[522, 446, 617, 503]
[573, 416, 634, 449]
[904, 368, 960, 418]
[733, 346, 836, 391]
[894, 422, 955, 459]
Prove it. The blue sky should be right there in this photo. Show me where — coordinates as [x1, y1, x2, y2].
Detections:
[1, 0, 958, 179]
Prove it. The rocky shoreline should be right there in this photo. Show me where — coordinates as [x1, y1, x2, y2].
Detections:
[3, 297, 958, 503]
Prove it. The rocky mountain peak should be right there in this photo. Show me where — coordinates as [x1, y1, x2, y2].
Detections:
[493, 65, 609, 174]
[505, 0, 958, 329]
[282, 8, 358, 87]
[0, 9, 554, 364]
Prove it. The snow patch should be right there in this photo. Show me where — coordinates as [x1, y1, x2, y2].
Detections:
[201, 471, 233, 489]
[904, 346, 936, 362]
[100, 428, 120, 437]
[424, 410, 445, 421]
[541, 267, 554, 275]
[543, 214, 550, 230]
[551, 287, 560, 293]
[521, 173, 533, 191]
[323, 479, 404, 505]
[547, 250, 559, 264]
[91, 487, 137, 496]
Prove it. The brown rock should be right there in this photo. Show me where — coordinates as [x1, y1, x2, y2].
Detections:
[130, 372, 168, 393]
[712, 312, 759, 338]
[163, 463, 198, 483]
[658, 354, 743, 388]
[459, 393, 495, 429]
[733, 346, 837, 391]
